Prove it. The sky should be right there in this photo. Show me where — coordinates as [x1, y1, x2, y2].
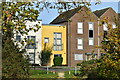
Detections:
[38, 2, 119, 24]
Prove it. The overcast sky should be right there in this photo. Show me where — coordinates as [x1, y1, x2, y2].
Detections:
[38, 1, 119, 24]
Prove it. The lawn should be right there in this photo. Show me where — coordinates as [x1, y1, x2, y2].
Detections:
[30, 69, 81, 78]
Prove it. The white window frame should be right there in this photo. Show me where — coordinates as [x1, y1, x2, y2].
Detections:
[74, 54, 83, 60]
[88, 22, 94, 45]
[89, 38, 94, 45]
[77, 38, 83, 50]
[103, 23, 108, 31]
[112, 23, 116, 29]
[77, 22, 83, 34]
[44, 37, 49, 43]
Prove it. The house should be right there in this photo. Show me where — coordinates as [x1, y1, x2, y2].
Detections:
[42, 24, 67, 66]
[93, 7, 118, 56]
[51, 6, 118, 66]
[14, 20, 42, 65]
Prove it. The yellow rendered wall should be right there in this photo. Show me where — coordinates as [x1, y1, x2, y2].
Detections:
[42, 25, 66, 66]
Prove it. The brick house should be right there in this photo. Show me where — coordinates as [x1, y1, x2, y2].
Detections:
[51, 6, 118, 66]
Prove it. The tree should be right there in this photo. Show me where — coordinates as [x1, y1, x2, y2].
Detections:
[41, 43, 52, 66]
[2, 1, 100, 78]
[96, 17, 120, 79]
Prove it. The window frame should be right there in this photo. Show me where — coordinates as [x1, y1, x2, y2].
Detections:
[77, 38, 83, 50]
[44, 37, 49, 43]
[88, 22, 94, 45]
[74, 54, 83, 60]
[16, 35, 21, 42]
[53, 32, 62, 51]
[27, 36, 36, 49]
[77, 22, 83, 34]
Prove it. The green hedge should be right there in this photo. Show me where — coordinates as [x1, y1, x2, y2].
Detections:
[53, 57, 63, 66]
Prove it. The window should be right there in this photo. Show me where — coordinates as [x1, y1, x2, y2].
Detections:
[112, 23, 116, 28]
[53, 33, 62, 51]
[44, 37, 49, 43]
[74, 54, 83, 60]
[77, 22, 83, 34]
[89, 22, 94, 45]
[104, 31, 108, 38]
[103, 23, 108, 31]
[89, 38, 94, 45]
[89, 30, 93, 38]
[16, 35, 21, 41]
[77, 38, 83, 49]
[29, 53, 34, 64]
[27, 36, 36, 49]
[54, 54, 62, 57]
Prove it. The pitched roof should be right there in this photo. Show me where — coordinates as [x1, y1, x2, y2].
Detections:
[50, 6, 83, 24]
[93, 7, 110, 17]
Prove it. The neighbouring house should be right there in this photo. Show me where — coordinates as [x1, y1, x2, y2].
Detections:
[93, 7, 118, 56]
[42, 24, 67, 66]
[51, 6, 118, 66]
[14, 20, 42, 65]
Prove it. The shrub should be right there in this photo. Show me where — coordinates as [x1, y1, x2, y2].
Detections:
[41, 43, 52, 66]
[53, 57, 63, 66]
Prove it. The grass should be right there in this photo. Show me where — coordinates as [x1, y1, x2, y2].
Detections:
[30, 70, 58, 78]
[30, 69, 81, 78]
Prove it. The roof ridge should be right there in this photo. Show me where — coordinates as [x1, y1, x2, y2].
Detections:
[93, 7, 111, 17]
[50, 6, 84, 24]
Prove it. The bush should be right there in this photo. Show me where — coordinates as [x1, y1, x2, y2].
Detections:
[53, 57, 63, 66]
[41, 43, 52, 66]
[79, 59, 99, 78]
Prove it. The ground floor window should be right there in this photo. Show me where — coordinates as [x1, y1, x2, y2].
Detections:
[54, 54, 62, 57]
[85, 53, 97, 61]
[29, 53, 34, 64]
[74, 54, 83, 60]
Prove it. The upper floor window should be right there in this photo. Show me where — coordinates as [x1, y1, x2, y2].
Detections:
[88, 22, 94, 45]
[112, 23, 116, 28]
[27, 36, 36, 49]
[53, 33, 62, 51]
[77, 22, 83, 34]
[77, 38, 83, 50]
[16, 35, 21, 42]
[103, 23, 108, 31]
[44, 37, 49, 43]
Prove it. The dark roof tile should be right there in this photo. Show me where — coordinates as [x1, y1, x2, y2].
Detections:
[50, 6, 83, 24]
[93, 7, 110, 17]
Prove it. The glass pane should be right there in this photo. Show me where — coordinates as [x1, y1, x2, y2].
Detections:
[57, 40, 61, 45]
[89, 23, 93, 30]
[78, 45, 83, 49]
[89, 30, 93, 38]
[57, 33, 62, 38]
[89, 38, 94, 45]
[78, 39, 82, 44]
[78, 22, 83, 28]
[112, 24, 116, 28]
[103, 24, 108, 31]
[16, 35, 21, 41]
[74, 54, 83, 60]
[78, 28, 83, 34]
[44, 38, 49, 43]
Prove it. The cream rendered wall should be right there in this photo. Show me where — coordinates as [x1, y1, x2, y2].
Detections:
[42, 25, 66, 66]
[14, 20, 42, 65]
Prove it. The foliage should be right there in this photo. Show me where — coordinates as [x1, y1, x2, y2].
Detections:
[2, 41, 30, 79]
[41, 43, 52, 66]
[2, 1, 100, 79]
[79, 17, 120, 79]
[53, 57, 63, 66]
[79, 59, 99, 78]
